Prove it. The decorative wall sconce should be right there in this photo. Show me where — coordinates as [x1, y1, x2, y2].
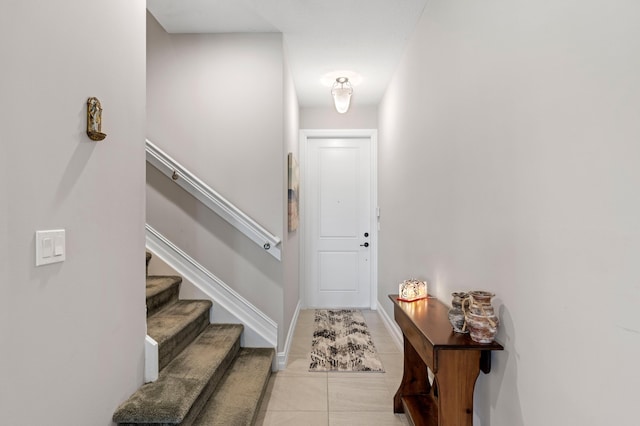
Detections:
[331, 77, 353, 114]
[86, 97, 107, 141]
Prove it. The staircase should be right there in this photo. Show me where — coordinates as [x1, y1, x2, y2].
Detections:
[113, 252, 274, 426]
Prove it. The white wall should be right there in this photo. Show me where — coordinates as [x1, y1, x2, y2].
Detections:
[301, 105, 378, 129]
[0, 2, 146, 425]
[282, 46, 301, 345]
[378, 1, 640, 425]
[146, 14, 287, 347]
[147, 14, 284, 233]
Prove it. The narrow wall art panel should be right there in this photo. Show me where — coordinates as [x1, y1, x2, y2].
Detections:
[288, 153, 299, 232]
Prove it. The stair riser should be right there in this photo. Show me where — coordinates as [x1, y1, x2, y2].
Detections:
[193, 348, 275, 426]
[158, 309, 210, 371]
[179, 338, 241, 426]
[146, 284, 180, 318]
[116, 341, 239, 426]
[113, 325, 244, 425]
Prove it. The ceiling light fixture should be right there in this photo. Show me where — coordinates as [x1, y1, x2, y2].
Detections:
[331, 77, 353, 114]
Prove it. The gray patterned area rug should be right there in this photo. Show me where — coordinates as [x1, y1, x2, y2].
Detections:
[309, 309, 385, 372]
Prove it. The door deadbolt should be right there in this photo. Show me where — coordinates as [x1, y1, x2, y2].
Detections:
[360, 242, 369, 247]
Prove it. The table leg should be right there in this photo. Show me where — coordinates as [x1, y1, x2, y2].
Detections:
[394, 334, 432, 413]
[432, 350, 481, 426]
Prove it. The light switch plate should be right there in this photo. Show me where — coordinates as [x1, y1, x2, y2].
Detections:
[36, 229, 66, 266]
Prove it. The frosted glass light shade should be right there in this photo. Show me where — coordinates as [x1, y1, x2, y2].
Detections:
[331, 77, 353, 114]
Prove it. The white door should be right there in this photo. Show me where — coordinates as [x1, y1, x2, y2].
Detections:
[304, 135, 375, 308]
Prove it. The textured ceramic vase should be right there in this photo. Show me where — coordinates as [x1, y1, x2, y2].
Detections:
[448, 292, 469, 333]
[465, 291, 499, 343]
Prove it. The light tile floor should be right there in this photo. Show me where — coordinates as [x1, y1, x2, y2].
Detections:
[256, 309, 409, 426]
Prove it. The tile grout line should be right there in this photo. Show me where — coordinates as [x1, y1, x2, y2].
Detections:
[326, 371, 330, 425]
[260, 310, 405, 425]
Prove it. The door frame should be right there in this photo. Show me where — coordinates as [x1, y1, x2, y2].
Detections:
[299, 129, 378, 309]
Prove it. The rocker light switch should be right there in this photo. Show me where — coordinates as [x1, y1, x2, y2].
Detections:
[36, 229, 66, 266]
[54, 235, 64, 256]
[42, 238, 53, 258]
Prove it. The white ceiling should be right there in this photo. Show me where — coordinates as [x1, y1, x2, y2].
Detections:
[147, 0, 428, 109]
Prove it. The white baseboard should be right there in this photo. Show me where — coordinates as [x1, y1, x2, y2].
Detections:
[276, 300, 302, 370]
[145, 225, 278, 350]
[377, 300, 403, 352]
[144, 335, 159, 383]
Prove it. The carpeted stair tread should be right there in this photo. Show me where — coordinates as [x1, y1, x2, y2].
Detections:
[148, 299, 212, 370]
[146, 275, 182, 317]
[194, 347, 274, 426]
[113, 324, 244, 425]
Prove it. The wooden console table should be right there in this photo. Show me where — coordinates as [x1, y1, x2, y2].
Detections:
[389, 295, 503, 426]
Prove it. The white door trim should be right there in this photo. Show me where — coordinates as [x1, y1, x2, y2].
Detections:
[299, 129, 378, 309]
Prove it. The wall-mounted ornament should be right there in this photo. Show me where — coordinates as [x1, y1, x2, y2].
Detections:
[86, 97, 107, 141]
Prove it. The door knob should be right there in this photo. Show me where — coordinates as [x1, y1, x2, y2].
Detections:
[360, 242, 369, 247]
